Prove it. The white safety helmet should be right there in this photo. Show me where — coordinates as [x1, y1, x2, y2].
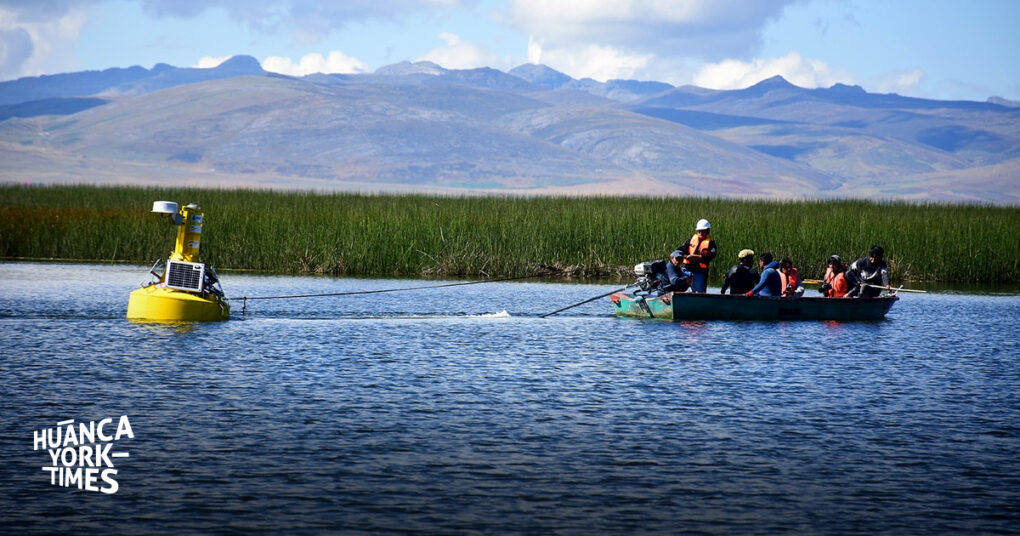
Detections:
[695, 219, 711, 231]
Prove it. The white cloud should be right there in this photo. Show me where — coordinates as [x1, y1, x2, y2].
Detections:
[876, 68, 924, 94]
[503, 0, 804, 86]
[693, 51, 854, 90]
[138, 0, 466, 43]
[0, 6, 89, 80]
[3, 1, 468, 66]
[510, 0, 735, 29]
[526, 35, 542, 64]
[414, 32, 499, 70]
[531, 41, 653, 82]
[506, 0, 796, 59]
[261, 50, 369, 76]
[194, 55, 231, 68]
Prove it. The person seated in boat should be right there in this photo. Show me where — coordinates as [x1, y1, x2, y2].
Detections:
[846, 245, 890, 298]
[720, 249, 758, 295]
[779, 257, 804, 297]
[660, 254, 693, 294]
[745, 252, 782, 296]
[674, 219, 717, 293]
[818, 255, 850, 297]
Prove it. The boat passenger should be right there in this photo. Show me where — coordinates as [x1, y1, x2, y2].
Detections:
[720, 249, 758, 295]
[819, 255, 850, 297]
[745, 252, 782, 296]
[846, 245, 890, 298]
[779, 257, 803, 297]
[673, 218, 717, 293]
[658, 257, 693, 294]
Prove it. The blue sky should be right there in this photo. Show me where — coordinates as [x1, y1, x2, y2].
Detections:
[1, 0, 1017, 101]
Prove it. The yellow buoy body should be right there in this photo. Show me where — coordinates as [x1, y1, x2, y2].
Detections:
[127, 285, 230, 322]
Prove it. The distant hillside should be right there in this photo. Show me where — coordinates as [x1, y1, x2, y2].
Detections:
[0, 55, 265, 106]
[0, 56, 1017, 203]
[635, 75, 1020, 191]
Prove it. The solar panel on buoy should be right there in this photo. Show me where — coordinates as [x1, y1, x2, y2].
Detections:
[165, 260, 205, 292]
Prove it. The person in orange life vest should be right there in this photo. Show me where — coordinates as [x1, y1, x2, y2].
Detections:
[819, 255, 850, 297]
[779, 257, 803, 297]
[671, 218, 717, 293]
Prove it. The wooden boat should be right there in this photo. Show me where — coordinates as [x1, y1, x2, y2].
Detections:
[610, 291, 898, 321]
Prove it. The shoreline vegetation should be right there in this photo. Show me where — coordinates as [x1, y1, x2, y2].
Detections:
[2, 184, 1018, 284]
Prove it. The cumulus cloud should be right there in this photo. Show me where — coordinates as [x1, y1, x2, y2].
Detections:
[875, 68, 925, 94]
[0, 0, 102, 22]
[194, 55, 231, 68]
[262, 50, 369, 76]
[414, 32, 499, 70]
[504, 0, 803, 85]
[0, 26, 33, 75]
[526, 34, 542, 64]
[693, 51, 854, 90]
[0, 0, 466, 77]
[528, 39, 653, 82]
[136, 0, 464, 41]
[506, 0, 796, 60]
[1, 0, 470, 80]
[0, 4, 89, 80]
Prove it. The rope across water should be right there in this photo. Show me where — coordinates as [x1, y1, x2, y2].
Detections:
[226, 274, 547, 314]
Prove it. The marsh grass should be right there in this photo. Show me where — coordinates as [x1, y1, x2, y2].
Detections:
[2, 184, 1017, 283]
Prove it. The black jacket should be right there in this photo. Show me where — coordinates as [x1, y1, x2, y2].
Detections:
[720, 264, 758, 295]
[847, 257, 889, 297]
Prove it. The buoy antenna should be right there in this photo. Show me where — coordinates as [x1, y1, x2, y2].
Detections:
[151, 201, 182, 225]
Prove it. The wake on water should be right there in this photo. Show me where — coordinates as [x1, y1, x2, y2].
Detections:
[473, 310, 511, 318]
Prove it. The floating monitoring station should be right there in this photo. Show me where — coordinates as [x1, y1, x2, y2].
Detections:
[126, 201, 230, 322]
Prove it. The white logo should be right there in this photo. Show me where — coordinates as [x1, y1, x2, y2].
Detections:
[33, 415, 134, 494]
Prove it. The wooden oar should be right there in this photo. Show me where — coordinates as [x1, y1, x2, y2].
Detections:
[864, 283, 927, 293]
[802, 278, 926, 293]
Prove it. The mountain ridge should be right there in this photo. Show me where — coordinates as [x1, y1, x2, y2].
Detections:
[0, 56, 1016, 204]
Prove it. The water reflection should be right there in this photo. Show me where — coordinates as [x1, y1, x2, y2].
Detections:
[822, 319, 846, 332]
[127, 319, 199, 333]
[673, 320, 709, 342]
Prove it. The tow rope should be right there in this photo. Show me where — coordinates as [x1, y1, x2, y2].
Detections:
[227, 274, 545, 315]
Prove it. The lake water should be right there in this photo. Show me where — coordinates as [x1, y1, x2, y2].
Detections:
[1, 262, 1018, 535]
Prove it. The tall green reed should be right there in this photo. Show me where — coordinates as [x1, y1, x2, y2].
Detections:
[2, 184, 1017, 283]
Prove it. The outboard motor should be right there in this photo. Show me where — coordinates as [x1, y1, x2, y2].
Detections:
[633, 260, 669, 294]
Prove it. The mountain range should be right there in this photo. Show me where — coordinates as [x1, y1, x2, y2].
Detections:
[1, 55, 1017, 203]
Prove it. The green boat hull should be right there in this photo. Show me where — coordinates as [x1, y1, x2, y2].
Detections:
[611, 291, 898, 321]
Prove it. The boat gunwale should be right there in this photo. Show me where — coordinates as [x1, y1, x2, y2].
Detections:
[610, 290, 899, 321]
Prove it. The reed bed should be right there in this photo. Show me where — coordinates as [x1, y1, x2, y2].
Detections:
[2, 184, 1018, 283]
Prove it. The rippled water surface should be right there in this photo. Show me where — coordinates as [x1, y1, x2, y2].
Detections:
[1, 262, 1018, 535]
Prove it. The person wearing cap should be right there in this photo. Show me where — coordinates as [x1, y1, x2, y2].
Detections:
[846, 245, 890, 298]
[819, 255, 850, 297]
[720, 249, 758, 295]
[658, 260, 693, 294]
[670, 218, 717, 293]
[745, 252, 782, 297]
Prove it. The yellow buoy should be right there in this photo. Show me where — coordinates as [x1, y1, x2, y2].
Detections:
[126, 201, 230, 322]
[127, 285, 229, 322]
